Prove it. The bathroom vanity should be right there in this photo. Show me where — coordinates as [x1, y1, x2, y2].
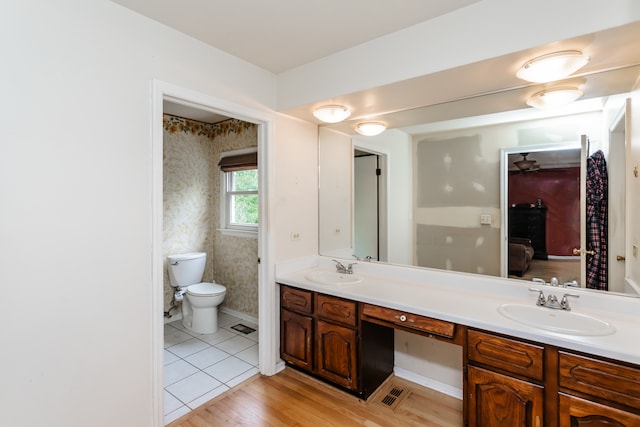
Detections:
[276, 258, 640, 427]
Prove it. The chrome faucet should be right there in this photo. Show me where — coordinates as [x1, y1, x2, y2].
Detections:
[332, 259, 357, 274]
[529, 288, 579, 310]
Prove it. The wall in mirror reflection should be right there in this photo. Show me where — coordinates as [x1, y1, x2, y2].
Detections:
[413, 113, 600, 277]
[319, 111, 603, 277]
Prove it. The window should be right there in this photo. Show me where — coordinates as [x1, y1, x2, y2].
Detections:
[219, 149, 258, 237]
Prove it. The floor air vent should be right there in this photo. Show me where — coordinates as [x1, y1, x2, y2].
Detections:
[231, 324, 256, 334]
[372, 383, 410, 411]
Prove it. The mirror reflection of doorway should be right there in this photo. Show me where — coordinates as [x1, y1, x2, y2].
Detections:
[505, 146, 583, 285]
[354, 148, 387, 261]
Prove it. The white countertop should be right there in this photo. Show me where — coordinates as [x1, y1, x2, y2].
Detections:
[276, 256, 640, 365]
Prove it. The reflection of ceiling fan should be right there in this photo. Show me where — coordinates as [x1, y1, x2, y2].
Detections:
[513, 153, 540, 171]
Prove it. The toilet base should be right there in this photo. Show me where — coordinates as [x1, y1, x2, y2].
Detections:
[182, 306, 219, 334]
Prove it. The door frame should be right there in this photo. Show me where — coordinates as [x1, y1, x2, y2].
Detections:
[151, 80, 277, 426]
[607, 99, 630, 291]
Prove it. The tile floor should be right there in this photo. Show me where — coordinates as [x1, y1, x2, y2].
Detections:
[163, 312, 259, 425]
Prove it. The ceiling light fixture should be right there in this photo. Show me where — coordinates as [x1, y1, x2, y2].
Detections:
[526, 87, 584, 109]
[355, 122, 386, 136]
[516, 50, 590, 83]
[312, 105, 351, 123]
[513, 153, 538, 171]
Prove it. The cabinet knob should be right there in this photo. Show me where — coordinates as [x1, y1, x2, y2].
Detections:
[399, 315, 407, 322]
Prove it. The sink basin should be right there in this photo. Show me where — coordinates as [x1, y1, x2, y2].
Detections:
[497, 303, 615, 336]
[305, 270, 363, 286]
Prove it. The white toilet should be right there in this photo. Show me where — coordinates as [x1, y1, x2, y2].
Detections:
[167, 252, 227, 334]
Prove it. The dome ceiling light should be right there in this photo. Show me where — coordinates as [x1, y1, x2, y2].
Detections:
[355, 122, 386, 136]
[516, 50, 590, 83]
[526, 87, 584, 109]
[312, 105, 351, 123]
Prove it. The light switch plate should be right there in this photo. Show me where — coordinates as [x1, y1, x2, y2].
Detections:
[480, 214, 492, 225]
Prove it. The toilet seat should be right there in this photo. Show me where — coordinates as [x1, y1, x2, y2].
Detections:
[186, 282, 226, 297]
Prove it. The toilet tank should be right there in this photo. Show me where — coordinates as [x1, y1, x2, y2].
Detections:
[167, 252, 206, 287]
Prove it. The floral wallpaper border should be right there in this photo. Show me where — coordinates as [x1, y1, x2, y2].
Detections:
[163, 115, 254, 139]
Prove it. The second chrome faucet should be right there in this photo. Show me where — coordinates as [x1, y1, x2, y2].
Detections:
[529, 287, 579, 310]
[332, 259, 357, 274]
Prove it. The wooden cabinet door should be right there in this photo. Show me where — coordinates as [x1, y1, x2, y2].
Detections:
[280, 309, 313, 370]
[316, 319, 358, 390]
[559, 394, 640, 427]
[468, 366, 543, 427]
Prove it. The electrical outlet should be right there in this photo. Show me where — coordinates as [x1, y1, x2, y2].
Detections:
[290, 232, 301, 241]
[480, 214, 492, 225]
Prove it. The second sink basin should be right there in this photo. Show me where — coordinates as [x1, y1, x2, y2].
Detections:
[305, 270, 363, 286]
[498, 303, 615, 336]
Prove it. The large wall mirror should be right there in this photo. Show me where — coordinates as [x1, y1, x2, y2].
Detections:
[317, 22, 639, 297]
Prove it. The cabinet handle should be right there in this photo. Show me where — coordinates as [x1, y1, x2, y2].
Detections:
[395, 314, 414, 323]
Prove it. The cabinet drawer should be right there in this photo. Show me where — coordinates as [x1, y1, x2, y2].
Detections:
[559, 352, 640, 409]
[362, 303, 455, 338]
[317, 294, 357, 327]
[280, 285, 313, 315]
[467, 330, 544, 381]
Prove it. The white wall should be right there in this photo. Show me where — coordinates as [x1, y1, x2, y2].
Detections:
[273, 115, 319, 263]
[0, 1, 280, 426]
[318, 128, 353, 256]
[318, 128, 413, 263]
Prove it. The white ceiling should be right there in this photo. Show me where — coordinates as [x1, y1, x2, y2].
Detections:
[120, 1, 640, 133]
[111, 0, 480, 74]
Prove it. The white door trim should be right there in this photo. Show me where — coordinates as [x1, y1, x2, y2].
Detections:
[151, 80, 277, 426]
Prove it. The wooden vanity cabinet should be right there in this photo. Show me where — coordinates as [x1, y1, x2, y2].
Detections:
[466, 330, 640, 427]
[315, 294, 359, 389]
[279, 284, 393, 398]
[467, 366, 544, 427]
[280, 286, 314, 370]
[280, 308, 313, 370]
[281, 283, 640, 424]
[559, 394, 640, 427]
[558, 351, 640, 426]
[466, 329, 545, 427]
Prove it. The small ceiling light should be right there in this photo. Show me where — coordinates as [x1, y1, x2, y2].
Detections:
[356, 122, 386, 136]
[526, 87, 584, 109]
[312, 105, 351, 123]
[516, 50, 590, 83]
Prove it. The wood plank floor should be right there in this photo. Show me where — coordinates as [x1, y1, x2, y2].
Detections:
[168, 367, 463, 426]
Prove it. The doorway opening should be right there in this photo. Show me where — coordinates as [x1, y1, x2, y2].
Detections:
[500, 142, 584, 286]
[151, 81, 276, 426]
[353, 146, 388, 262]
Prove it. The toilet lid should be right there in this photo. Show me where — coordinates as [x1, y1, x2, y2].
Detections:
[186, 282, 226, 296]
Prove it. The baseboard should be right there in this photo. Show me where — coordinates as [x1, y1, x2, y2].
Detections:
[393, 367, 463, 400]
[220, 306, 259, 325]
[547, 255, 580, 261]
